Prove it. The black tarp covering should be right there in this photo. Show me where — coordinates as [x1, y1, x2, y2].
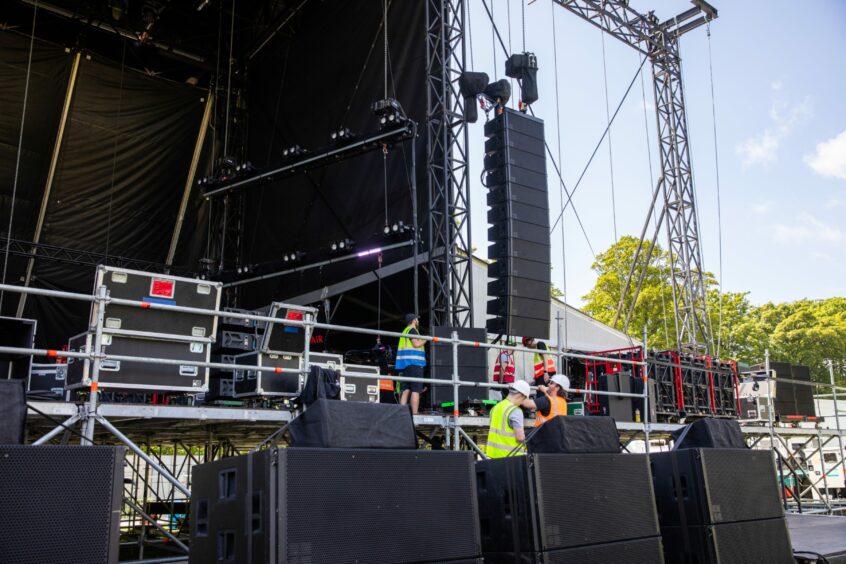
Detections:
[527, 416, 622, 454]
[0, 32, 69, 317]
[671, 418, 746, 449]
[288, 397, 417, 449]
[0, 35, 205, 348]
[237, 0, 426, 310]
[0, 0, 427, 349]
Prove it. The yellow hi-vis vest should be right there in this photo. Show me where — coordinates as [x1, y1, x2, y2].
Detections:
[395, 326, 426, 370]
[486, 399, 525, 458]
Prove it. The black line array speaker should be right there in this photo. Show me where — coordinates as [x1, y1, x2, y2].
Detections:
[484, 108, 551, 340]
[190, 448, 483, 564]
[0, 379, 26, 444]
[650, 448, 793, 564]
[476, 454, 664, 563]
[430, 327, 488, 408]
[0, 445, 125, 564]
[760, 362, 817, 419]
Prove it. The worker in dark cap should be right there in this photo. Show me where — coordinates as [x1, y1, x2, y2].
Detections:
[396, 313, 426, 414]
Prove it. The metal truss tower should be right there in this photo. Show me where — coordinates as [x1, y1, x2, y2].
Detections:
[425, 0, 473, 329]
[553, 0, 717, 353]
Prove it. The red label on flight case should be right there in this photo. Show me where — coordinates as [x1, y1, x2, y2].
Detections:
[285, 310, 304, 321]
[150, 278, 175, 299]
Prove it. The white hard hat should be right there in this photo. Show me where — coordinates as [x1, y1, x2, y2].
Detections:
[550, 374, 570, 390]
[509, 380, 531, 397]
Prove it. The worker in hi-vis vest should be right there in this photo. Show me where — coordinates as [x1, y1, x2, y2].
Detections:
[522, 336, 557, 386]
[396, 313, 426, 414]
[486, 380, 532, 458]
[533, 374, 570, 426]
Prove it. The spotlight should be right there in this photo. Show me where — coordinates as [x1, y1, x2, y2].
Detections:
[458, 71, 489, 123]
[505, 52, 539, 106]
[283, 251, 304, 263]
[330, 239, 355, 253]
[383, 225, 391, 235]
[384, 221, 412, 236]
[282, 145, 306, 159]
[372, 98, 407, 128]
[331, 127, 353, 142]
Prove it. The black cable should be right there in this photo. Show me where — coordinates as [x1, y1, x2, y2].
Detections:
[793, 550, 831, 564]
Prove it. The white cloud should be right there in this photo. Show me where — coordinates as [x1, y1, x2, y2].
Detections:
[773, 213, 843, 244]
[804, 130, 846, 180]
[825, 197, 843, 209]
[735, 89, 813, 168]
[811, 251, 833, 262]
[770, 80, 783, 91]
[751, 200, 774, 215]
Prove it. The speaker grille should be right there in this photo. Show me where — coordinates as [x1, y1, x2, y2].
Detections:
[661, 519, 794, 564]
[533, 454, 660, 550]
[544, 536, 664, 564]
[283, 449, 481, 563]
[0, 446, 123, 564]
[700, 449, 783, 523]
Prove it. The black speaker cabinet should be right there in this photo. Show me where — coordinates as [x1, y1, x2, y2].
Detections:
[430, 327, 488, 408]
[650, 449, 783, 527]
[484, 108, 551, 340]
[476, 454, 662, 560]
[28, 363, 67, 398]
[485, 536, 665, 564]
[92, 265, 221, 341]
[651, 448, 793, 564]
[0, 445, 124, 564]
[0, 315, 36, 380]
[661, 518, 794, 564]
[190, 448, 482, 564]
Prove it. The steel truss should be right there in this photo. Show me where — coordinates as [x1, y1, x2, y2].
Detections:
[426, 0, 473, 328]
[553, 0, 716, 353]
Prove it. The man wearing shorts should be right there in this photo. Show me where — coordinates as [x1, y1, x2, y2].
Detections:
[396, 313, 426, 414]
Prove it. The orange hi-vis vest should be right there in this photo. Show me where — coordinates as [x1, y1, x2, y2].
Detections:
[493, 351, 516, 384]
[535, 395, 568, 427]
[533, 352, 556, 379]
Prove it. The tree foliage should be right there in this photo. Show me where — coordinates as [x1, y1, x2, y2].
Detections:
[582, 237, 846, 384]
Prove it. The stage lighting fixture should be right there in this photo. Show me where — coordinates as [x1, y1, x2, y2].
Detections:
[330, 238, 355, 253]
[505, 52, 539, 105]
[283, 251, 304, 263]
[331, 127, 353, 142]
[458, 71, 489, 123]
[282, 145, 306, 158]
[482, 79, 512, 108]
[372, 98, 407, 128]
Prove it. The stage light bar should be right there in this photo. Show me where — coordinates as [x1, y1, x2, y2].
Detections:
[357, 247, 382, 257]
[330, 238, 355, 253]
[282, 145, 306, 158]
[283, 251, 304, 263]
[372, 98, 408, 129]
[384, 221, 412, 236]
[330, 127, 353, 142]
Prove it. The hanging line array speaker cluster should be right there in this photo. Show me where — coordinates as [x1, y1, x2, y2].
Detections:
[484, 108, 551, 340]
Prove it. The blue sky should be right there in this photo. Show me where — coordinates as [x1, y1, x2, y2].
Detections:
[464, 0, 846, 307]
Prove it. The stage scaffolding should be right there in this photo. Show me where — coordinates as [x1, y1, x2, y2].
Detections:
[2, 281, 844, 561]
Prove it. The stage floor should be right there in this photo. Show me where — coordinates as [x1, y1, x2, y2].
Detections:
[788, 513, 846, 564]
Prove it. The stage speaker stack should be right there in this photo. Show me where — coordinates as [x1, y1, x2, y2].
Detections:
[430, 326, 488, 410]
[756, 361, 817, 420]
[484, 107, 551, 340]
[651, 419, 794, 564]
[476, 417, 665, 563]
[190, 399, 483, 563]
[0, 315, 36, 380]
[0, 445, 125, 564]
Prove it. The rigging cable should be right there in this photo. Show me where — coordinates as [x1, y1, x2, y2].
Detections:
[599, 21, 618, 243]
[1, 1, 38, 312]
[549, 55, 648, 234]
[206, 0, 225, 260]
[490, 0, 497, 79]
[383, 0, 390, 228]
[638, 49, 671, 347]
[707, 23, 725, 358]
[506, 0, 513, 106]
[104, 42, 127, 260]
[550, 0, 569, 349]
[480, 0, 597, 258]
[223, 0, 236, 157]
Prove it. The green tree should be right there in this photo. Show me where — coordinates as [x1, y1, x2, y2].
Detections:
[581, 238, 846, 385]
